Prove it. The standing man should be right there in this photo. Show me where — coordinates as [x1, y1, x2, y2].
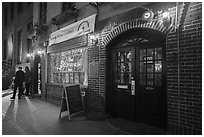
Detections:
[10, 67, 25, 100]
[25, 66, 31, 96]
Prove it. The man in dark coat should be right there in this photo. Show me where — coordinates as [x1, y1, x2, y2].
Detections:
[10, 67, 25, 100]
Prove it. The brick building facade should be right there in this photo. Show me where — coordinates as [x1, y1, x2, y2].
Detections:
[3, 2, 202, 135]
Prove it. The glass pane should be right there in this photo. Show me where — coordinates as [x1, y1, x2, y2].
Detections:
[121, 52, 124, 62]
[147, 80, 153, 86]
[155, 74, 162, 86]
[70, 73, 73, 83]
[147, 48, 154, 57]
[124, 72, 130, 84]
[140, 62, 146, 73]
[127, 62, 132, 72]
[66, 73, 69, 83]
[140, 49, 146, 61]
[117, 52, 121, 62]
[147, 63, 154, 72]
[121, 63, 125, 72]
[155, 48, 162, 59]
[155, 61, 162, 72]
[121, 73, 124, 84]
[50, 47, 88, 84]
[147, 73, 153, 79]
[75, 72, 79, 84]
[117, 63, 121, 73]
[129, 74, 132, 84]
[117, 72, 120, 83]
[140, 74, 146, 85]
[126, 51, 132, 61]
[62, 73, 66, 83]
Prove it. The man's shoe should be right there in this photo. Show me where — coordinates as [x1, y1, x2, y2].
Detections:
[10, 97, 15, 100]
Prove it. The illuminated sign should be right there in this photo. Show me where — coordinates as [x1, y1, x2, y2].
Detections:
[49, 14, 96, 46]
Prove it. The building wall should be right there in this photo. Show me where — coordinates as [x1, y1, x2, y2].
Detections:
[166, 2, 202, 134]
[86, 2, 201, 135]
[29, 2, 201, 135]
[2, 2, 33, 66]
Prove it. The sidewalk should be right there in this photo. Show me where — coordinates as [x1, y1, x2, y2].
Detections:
[2, 94, 117, 135]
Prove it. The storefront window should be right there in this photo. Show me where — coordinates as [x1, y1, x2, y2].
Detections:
[50, 47, 88, 86]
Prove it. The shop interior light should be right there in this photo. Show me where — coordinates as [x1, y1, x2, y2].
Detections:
[37, 50, 43, 55]
[27, 53, 32, 58]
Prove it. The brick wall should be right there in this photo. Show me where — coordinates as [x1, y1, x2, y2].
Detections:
[87, 2, 201, 134]
[166, 2, 202, 135]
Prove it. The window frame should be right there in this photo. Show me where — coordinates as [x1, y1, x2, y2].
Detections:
[49, 47, 88, 86]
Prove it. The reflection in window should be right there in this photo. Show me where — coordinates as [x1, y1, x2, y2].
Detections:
[50, 47, 88, 85]
[117, 50, 132, 84]
[139, 47, 163, 87]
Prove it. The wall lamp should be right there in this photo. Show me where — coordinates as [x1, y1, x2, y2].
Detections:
[162, 11, 172, 27]
[90, 35, 99, 46]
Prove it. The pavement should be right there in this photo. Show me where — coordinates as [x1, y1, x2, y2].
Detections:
[2, 92, 117, 135]
[2, 89, 168, 135]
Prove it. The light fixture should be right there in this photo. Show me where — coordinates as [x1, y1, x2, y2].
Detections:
[27, 53, 31, 58]
[162, 11, 170, 20]
[90, 34, 99, 46]
[162, 11, 172, 27]
[142, 10, 154, 22]
[90, 35, 96, 40]
[37, 50, 43, 55]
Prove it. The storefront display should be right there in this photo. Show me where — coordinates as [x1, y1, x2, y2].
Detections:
[50, 47, 88, 86]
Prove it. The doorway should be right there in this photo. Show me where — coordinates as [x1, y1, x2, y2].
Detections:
[106, 28, 167, 129]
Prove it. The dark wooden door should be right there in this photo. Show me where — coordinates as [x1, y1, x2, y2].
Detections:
[135, 43, 166, 128]
[113, 47, 136, 120]
[111, 42, 166, 128]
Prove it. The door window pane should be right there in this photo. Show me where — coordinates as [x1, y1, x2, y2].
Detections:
[147, 80, 153, 86]
[155, 74, 162, 86]
[147, 63, 154, 72]
[140, 49, 146, 61]
[140, 74, 146, 85]
[126, 52, 132, 61]
[147, 48, 154, 57]
[121, 63, 125, 72]
[140, 62, 146, 73]
[155, 48, 162, 59]
[121, 73, 124, 84]
[116, 49, 132, 84]
[121, 52, 125, 62]
[127, 62, 132, 72]
[155, 61, 162, 72]
[147, 73, 153, 79]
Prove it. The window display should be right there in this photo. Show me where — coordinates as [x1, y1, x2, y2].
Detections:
[50, 47, 88, 85]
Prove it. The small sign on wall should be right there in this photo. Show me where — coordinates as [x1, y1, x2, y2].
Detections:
[89, 61, 98, 78]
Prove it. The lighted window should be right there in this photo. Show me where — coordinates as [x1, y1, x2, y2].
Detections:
[50, 47, 88, 86]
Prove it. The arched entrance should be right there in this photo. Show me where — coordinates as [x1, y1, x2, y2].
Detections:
[106, 28, 167, 129]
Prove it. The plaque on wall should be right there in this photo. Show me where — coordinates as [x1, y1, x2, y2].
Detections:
[89, 61, 99, 78]
[90, 46, 99, 61]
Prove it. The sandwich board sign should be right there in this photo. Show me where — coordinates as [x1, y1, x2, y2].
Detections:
[59, 84, 83, 120]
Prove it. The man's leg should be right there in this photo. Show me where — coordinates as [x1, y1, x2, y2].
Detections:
[10, 84, 17, 99]
[18, 84, 23, 99]
[25, 83, 30, 96]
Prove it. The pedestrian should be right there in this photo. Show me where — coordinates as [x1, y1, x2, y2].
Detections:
[24, 66, 31, 96]
[10, 67, 25, 100]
